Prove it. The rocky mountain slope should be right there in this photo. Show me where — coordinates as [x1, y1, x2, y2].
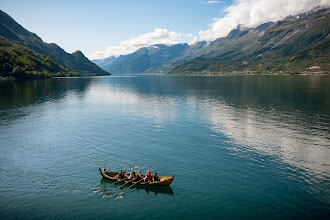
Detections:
[171, 8, 330, 74]
[94, 7, 329, 75]
[92, 41, 208, 74]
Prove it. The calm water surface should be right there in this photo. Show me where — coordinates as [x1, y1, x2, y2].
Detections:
[0, 75, 329, 219]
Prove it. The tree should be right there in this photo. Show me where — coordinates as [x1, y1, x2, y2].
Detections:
[12, 66, 25, 75]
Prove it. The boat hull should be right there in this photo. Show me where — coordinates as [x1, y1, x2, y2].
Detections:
[99, 168, 174, 186]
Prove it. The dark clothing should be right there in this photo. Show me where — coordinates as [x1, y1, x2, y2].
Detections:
[119, 172, 124, 179]
[154, 175, 160, 182]
[135, 173, 142, 181]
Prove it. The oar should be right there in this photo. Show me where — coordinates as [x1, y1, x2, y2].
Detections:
[93, 179, 122, 193]
[113, 179, 144, 198]
[102, 179, 134, 198]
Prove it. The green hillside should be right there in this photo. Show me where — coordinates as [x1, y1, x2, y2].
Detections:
[0, 10, 110, 77]
[92, 8, 329, 76]
[169, 8, 330, 74]
[0, 37, 69, 78]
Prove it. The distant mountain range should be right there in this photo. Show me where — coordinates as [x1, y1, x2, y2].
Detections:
[93, 7, 329, 75]
[92, 41, 208, 75]
[0, 10, 109, 78]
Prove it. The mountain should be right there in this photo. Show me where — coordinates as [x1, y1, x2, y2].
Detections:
[0, 10, 110, 77]
[93, 41, 208, 75]
[170, 8, 330, 74]
[92, 55, 127, 72]
[94, 7, 329, 75]
[0, 36, 66, 78]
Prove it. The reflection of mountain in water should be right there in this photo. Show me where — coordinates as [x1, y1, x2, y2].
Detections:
[0, 78, 96, 126]
[93, 75, 330, 185]
[0, 78, 94, 109]
[2, 75, 329, 202]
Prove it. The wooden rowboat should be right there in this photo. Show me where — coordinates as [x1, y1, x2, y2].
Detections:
[99, 168, 174, 186]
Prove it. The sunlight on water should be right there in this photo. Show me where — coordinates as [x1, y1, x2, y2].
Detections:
[204, 99, 330, 178]
[0, 75, 329, 219]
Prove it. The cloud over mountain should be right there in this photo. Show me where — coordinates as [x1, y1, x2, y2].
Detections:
[90, 29, 183, 59]
[199, 0, 330, 41]
[90, 0, 330, 59]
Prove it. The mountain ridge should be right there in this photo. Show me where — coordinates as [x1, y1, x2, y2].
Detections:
[0, 10, 110, 77]
[93, 7, 329, 75]
[170, 8, 330, 74]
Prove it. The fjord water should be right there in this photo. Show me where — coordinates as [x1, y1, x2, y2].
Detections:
[0, 75, 329, 219]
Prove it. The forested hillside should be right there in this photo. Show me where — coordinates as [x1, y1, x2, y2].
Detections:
[0, 10, 110, 78]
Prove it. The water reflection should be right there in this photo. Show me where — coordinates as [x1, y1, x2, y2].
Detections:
[176, 76, 330, 182]
[135, 186, 174, 196]
[92, 75, 330, 184]
[1, 75, 329, 198]
[1, 75, 329, 218]
[201, 99, 330, 178]
[0, 78, 94, 109]
[2, 76, 329, 181]
[99, 178, 174, 196]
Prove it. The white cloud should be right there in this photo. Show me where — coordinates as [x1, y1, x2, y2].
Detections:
[200, 0, 222, 4]
[89, 29, 194, 60]
[199, 0, 330, 41]
[90, 0, 330, 59]
[207, 1, 221, 4]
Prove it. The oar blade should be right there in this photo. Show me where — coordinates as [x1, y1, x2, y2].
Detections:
[93, 185, 107, 193]
[93, 179, 122, 193]
[102, 179, 134, 198]
[113, 179, 144, 198]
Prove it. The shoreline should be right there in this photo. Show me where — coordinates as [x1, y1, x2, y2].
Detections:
[166, 72, 330, 76]
[1, 73, 329, 80]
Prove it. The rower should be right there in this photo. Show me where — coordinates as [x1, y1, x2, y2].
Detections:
[128, 168, 135, 180]
[148, 170, 152, 182]
[144, 170, 152, 182]
[135, 171, 143, 181]
[114, 170, 123, 179]
[122, 168, 129, 180]
[102, 166, 107, 173]
[154, 172, 160, 182]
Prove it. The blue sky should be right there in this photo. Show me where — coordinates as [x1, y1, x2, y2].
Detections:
[1, 0, 328, 59]
[1, 0, 231, 57]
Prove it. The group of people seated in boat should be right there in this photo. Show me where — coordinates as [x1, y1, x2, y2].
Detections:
[102, 167, 159, 182]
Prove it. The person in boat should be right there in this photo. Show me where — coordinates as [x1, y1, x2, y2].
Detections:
[122, 168, 129, 180]
[114, 170, 123, 179]
[144, 170, 152, 182]
[128, 169, 136, 180]
[143, 171, 148, 182]
[135, 171, 143, 181]
[154, 172, 160, 182]
[148, 170, 153, 182]
[102, 166, 107, 173]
